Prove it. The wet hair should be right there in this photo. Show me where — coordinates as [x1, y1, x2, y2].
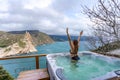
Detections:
[73, 40, 78, 46]
[72, 40, 78, 53]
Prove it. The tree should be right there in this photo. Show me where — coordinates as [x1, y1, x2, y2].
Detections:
[0, 66, 14, 80]
[83, 0, 120, 53]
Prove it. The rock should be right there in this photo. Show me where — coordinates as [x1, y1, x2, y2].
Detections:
[0, 32, 37, 58]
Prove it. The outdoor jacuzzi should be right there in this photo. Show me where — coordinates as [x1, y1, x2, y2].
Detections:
[46, 51, 120, 80]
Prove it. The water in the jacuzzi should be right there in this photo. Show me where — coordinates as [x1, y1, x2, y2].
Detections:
[56, 54, 120, 80]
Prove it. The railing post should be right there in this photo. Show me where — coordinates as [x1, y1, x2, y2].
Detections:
[35, 56, 39, 69]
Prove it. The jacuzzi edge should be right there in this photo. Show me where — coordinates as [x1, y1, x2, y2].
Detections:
[46, 51, 120, 80]
[47, 53, 66, 80]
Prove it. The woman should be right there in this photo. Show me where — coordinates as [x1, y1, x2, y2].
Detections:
[66, 28, 83, 60]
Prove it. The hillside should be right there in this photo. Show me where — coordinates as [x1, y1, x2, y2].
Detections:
[0, 32, 37, 57]
[0, 30, 54, 47]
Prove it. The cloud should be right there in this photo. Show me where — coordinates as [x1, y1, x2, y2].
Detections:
[51, 0, 81, 13]
[24, 0, 53, 9]
[0, 0, 95, 35]
[0, 0, 8, 12]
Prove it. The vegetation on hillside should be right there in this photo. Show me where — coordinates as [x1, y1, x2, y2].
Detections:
[0, 32, 23, 47]
[18, 40, 26, 48]
[4, 47, 11, 52]
[93, 41, 120, 53]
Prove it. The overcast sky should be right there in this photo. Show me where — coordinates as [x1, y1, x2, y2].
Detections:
[0, 0, 96, 35]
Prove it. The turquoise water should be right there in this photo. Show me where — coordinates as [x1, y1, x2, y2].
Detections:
[0, 41, 88, 78]
[56, 54, 120, 80]
[36, 41, 89, 54]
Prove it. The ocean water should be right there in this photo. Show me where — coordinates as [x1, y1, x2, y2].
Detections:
[36, 41, 89, 54]
[0, 41, 89, 78]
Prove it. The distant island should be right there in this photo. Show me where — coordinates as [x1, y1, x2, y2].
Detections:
[49, 35, 98, 41]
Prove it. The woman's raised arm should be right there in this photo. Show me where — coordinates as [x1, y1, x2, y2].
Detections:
[66, 28, 73, 50]
[78, 30, 83, 44]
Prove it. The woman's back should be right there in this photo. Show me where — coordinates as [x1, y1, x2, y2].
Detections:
[66, 28, 83, 60]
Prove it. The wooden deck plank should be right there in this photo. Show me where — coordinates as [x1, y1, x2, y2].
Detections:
[107, 77, 120, 80]
[17, 68, 49, 80]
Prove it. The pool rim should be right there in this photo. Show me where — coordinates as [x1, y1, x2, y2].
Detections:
[46, 51, 120, 80]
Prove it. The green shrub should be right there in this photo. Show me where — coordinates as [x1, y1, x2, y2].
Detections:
[93, 41, 120, 53]
[0, 66, 14, 80]
[18, 40, 26, 48]
[4, 48, 11, 52]
[0, 40, 11, 47]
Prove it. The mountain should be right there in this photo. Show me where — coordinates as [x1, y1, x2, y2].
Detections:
[0, 30, 54, 47]
[49, 35, 90, 41]
[8, 30, 39, 34]
[0, 32, 37, 57]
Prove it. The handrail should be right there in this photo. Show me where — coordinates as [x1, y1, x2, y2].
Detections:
[0, 54, 47, 60]
[0, 54, 47, 69]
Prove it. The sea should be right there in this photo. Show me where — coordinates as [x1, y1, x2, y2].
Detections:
[0, 41, 90, 78]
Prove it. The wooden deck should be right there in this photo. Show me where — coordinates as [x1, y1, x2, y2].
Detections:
[0, 54, 49, 80]
[17, 68, 50, 80]
[107, 77, 120, 80]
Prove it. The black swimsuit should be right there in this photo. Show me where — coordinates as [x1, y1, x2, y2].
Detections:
[70, 50, 80, 60]
[71, 56, 80, 60]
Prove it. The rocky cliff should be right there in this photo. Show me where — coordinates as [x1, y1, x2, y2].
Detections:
[0, 32, 37, 57]
[0, 30, 54, 47]
[0, 30, 54, 57]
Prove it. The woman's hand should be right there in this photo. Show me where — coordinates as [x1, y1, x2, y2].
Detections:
[80, 30, 83, 36]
